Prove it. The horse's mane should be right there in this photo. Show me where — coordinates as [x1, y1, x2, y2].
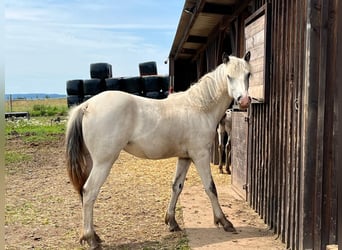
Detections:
[168, 56, 250, 111]
[186, 64, 227, 110]
[167, 64, 226, 110]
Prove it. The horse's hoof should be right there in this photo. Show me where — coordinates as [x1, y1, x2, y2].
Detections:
[165, 212, 182, 231]
[89, 245, 103, 250]
[169, 224, 182, 232]
[80, 236, 87, 245]
[79, 233, 102, 250]
[214, 216, 236, 232]
[223, 224, 236, 232]
[222, 220, 236, 233]
[94, 232, 102, 243]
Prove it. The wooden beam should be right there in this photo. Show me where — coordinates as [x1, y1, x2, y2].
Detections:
[173, 0, 207, 60]
[202, 2, 235, 15]
[192, 0, 252, 62]
[186, 35, 207, 44]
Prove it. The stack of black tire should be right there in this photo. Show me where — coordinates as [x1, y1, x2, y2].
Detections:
[84, 63, 112, 101]
[66, 61, 169, 107]
[66, 79, 84, 107]
[139, 61, 169, 99]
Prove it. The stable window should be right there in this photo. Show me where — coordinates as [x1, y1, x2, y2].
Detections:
[244, 3, 271, 103]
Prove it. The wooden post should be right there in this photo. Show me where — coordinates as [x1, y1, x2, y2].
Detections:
[335, 0, 342, 248]
[9, 94, 13, 112]
[300, 0, 327, 249]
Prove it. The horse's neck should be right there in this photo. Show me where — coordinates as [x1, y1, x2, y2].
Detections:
[208, 94, 233, 127]
[199, 66, 233, 126]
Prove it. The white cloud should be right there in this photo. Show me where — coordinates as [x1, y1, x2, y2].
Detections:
[5, 0, 183, 94]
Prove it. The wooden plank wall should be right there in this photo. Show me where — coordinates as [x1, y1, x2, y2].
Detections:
[245, 9, 266, 101]
[231, 111, 249, 199]
[247, 0, 339, 249]
[335, 2, 342, 248]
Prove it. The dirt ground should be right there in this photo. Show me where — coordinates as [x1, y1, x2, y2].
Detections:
[5, 133, 285, 249]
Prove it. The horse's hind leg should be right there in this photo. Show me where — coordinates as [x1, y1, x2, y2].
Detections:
[225, 136, 231, 175]
[80, 159, 115, 249]
[192, 151, 235, 232]
[217, 132, 225, 174]
[165, 158, 191, 231]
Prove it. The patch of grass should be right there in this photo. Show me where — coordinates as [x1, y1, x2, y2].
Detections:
[6, 117, 66, 143]
[5, 202, 36, 225]
[175, 237, 190, 250]
[31, 104, 68, 117]
[5, 151, 31, 164]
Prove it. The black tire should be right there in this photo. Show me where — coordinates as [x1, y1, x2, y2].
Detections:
[83, 79, 106, 96]
[139, 61, 157, 76]
[106, 78, 122, 91]
[142, 76, 160, 92]
[160, 91, 169, 99]
[90, 63, 112, 79]
[160, 76, 170, 98]
[83, 95, 93, 101]
[67, 95, 83, 107]
[66, 79, 84, 96]
[145, 91, 161, 99]
[121, 77, 142, 95]
[160, 76, 170, 91]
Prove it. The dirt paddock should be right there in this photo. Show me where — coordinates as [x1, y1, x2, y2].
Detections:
[5, 134, 284, 249]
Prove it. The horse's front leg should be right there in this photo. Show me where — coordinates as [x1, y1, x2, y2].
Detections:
[80, 162, 112, 250]
[192, 151, 235, 232]
[165, 158, 191, 231]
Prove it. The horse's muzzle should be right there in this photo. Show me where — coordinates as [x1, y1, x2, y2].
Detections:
[237, 95, 251, 110]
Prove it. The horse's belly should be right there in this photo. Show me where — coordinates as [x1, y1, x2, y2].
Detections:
[123, 141, 187, 159]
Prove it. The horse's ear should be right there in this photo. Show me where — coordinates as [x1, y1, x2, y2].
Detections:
[222, 52, 229, 64]
[244, 51, 251, 62]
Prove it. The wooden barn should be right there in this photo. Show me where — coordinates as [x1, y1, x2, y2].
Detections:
[168, 0, 342, 249]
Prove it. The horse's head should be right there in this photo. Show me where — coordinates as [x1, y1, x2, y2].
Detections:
[222, 52, 252, 110]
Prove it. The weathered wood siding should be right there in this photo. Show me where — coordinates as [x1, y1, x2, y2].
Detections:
[244, 5, 269, 102]
[169, 0, 341, 249]
[247, 1, 339, 249]
[231, 111, 249, 198]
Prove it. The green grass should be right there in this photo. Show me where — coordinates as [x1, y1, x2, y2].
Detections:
[175, 237, 190, 250]
[30, 104, 68, 117]
[5, 151, 31, 164]
[5, 99, 68, 142]
[6, 116, 66, 143]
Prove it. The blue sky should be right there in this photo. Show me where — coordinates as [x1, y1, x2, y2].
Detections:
[5, 0, 184, 94]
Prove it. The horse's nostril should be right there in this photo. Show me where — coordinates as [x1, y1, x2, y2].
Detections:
[237, 96, 242, 102]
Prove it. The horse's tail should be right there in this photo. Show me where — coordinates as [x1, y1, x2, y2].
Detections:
[65, 105, 90, 199]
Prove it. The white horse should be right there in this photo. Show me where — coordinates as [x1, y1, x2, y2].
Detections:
[217, 109, 232, 174]
[66, 52, 252, 249]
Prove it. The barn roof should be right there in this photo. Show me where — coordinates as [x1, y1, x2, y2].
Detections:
[169, 0, 251, 61]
